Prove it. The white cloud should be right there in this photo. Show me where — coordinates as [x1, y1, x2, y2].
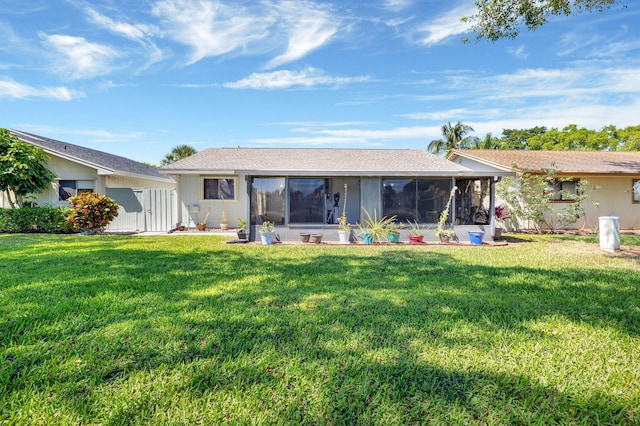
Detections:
[39, 33, 121, 79]
[83, 8, 156, 41]
[19, 125, 144, 143]
[265, 1, 339, 69]
[152, 0, 272, 65]
[414, 3, 474, 46]
[224, 67, 370, 89]
[401, 109, 470, 121]
[0, 78, 84, 100]
[250, 123, 441, 146]
[383, 0, 413, 12]
[507, 45, 529, 59]
[80, 6, 165, 70]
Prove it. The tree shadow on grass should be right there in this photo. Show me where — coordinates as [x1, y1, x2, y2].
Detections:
[1, 235, 639, 423]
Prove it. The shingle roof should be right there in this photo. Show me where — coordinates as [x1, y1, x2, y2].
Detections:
[160, 147, 507, 177]
[450, 149, 640, 175]
[11, 129, 173, 182]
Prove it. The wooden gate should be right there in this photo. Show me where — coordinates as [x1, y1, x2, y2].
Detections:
[144, 189, 177, 232]
[106, 188, 176, 232]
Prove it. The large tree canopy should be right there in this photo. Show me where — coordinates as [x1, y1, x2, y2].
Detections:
[464, 0, 621, 41]
[468, 124, 640, 151]
[160, 144, 198, 166]
[0, 128, 55, 208]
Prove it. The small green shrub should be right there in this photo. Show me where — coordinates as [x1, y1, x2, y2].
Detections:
[0, 206, 75, 233]
[67, 192, 119, 232]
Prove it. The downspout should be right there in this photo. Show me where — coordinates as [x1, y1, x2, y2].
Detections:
[490, 176, 501, 238]
[245, 175, 253, 241]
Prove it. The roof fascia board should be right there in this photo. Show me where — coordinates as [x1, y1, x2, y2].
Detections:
[448, 151, 515, 172]
[160, 169, 513, 177]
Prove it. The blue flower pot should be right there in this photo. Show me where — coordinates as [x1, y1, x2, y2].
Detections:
[468, 231, 485, 245]
[260, 231, 275, 245]
[362, 233, 373, 245]
[388, 233, 399, 243]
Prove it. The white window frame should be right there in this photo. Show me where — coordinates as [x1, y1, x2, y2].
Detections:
[57, 179, 95, 201]
[202, 177, 237, 201]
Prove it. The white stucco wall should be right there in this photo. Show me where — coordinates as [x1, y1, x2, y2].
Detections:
[498, 175, 640, 230]
[176, 174, 248, 228]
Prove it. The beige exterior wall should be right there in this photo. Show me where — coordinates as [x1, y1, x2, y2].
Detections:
[499, 175, 639, 231]
[176, 174, 248, 228]
[584, 176, 639, 229]
[452, 154, 639, 230]
[1, 155, 175, 209]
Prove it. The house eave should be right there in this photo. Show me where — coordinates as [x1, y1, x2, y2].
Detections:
[160, 168, 513, 178]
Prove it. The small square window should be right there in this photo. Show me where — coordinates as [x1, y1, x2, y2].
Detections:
[550, 179, 579, 202]
[203, 178, 235, 200]
[633, 180, 640, 204]
[58, 179, 95, 200]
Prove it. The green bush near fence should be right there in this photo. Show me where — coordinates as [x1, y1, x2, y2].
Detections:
[0, 206, 75, 233]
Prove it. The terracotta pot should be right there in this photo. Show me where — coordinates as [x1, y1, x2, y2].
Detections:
[409, 235, 424, 244]
[197, 223, 206, 231]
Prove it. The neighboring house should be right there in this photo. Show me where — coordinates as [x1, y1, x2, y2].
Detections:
[2, 130, 176, 232]
[448, 149, 640, 230]
[160, 147, 513, 241]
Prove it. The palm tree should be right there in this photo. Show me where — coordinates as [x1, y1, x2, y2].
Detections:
[160, 144, 197, 166]
[428, 121, 478, 155]
[470, 132, 502, 149]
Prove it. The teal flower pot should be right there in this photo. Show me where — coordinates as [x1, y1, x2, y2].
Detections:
[362, 233, 373, 245]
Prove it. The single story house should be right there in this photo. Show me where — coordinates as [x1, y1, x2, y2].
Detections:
[160, 148, 514, 241]
[448, 149, 640, 230]
[2, 130, 177, 232]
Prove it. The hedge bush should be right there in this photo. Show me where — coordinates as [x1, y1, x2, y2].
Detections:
[67, 192, 119, 232]
[0, 206, 76, 233]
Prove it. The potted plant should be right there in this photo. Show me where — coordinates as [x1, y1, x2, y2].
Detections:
[220, 210, 228, 231]
[436, 186, 457, 243]
[259, 221, 276, 245]
[337, 184, 351, 244]
[237, 217, 247, 240]
[407, 220, 426, 244]
[358, 208, 396, 244]
[494, 205, 509, 240]
[435, 226, 455, 243]
[197, 208, 210, 231]
[386, 221, 402, 244]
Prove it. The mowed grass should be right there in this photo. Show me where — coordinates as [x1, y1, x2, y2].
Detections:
[1, 234, 639, 425]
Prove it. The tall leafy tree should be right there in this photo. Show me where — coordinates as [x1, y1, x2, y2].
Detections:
[0, 128, 56, 208]
[428, 121, 478, 155]
[463, 0, 621, 41]
[160, 144, 197, 166]
[501, 127, 548, 149]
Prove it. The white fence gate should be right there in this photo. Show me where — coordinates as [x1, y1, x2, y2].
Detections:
[106, 188, 176, 233]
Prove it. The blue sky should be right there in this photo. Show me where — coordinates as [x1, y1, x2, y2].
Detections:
[1, 0, 638, 165]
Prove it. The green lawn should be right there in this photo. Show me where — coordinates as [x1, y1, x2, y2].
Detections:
[1, 234, 639, 425]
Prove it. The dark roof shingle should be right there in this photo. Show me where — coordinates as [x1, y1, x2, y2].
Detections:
[11, 130, 172, 182]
